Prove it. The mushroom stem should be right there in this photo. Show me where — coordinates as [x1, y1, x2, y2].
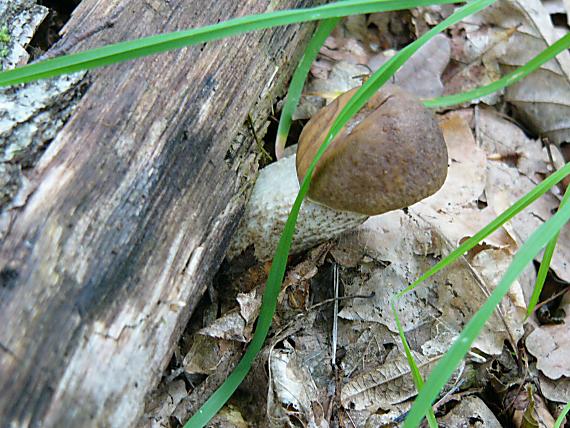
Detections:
[227, 154, 368, 261]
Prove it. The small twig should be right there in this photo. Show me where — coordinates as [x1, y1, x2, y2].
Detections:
[331, 263, 339, 367]
[533, 286, 569, 313]
[246, 113, 272, 162]
[307, 292, 374, 311]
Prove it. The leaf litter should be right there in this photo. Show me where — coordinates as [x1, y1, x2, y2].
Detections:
[145, 1, 570, 426]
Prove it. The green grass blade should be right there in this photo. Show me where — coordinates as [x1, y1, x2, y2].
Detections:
[424, 32, 570, 108]
[0, 0, 462, 87]
[554, 401, 570, 428]
[392, 302, 439, 427]
[403, 185, 570, 427]
[527, 184, 570, 317]
[274, 17, 340, 159]
[392, 163, 569, 424]
[315, 0, 498, 155]
[186, 1, 494, 425]
[396, 163, 570, 300]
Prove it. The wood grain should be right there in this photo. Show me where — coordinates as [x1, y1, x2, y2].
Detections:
[0, 0, 320, 425]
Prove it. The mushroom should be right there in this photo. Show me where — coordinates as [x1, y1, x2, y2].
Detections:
[228, 84, 448, 261]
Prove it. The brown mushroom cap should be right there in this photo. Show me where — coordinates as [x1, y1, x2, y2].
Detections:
[296, 84, 448, 216]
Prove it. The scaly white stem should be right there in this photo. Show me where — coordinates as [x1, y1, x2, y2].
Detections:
[228, 155, 367, 261]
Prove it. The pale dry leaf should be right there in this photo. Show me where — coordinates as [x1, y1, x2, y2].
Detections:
[306, 61, 368, 104]
[182, 335, 237, 375]
[197, 311, 248, 342]
[268, 346, 328, 428]
[197, 289, 261, 342]
[336, 211, 441, 332]
[539, 372, 570, 403]
[340, 351, 441, 411]
[439, 396, 502, 427]
[237, 289, 262, 325]
[337, 322, 398, 378]
[526, 300, 570, 379]
[433, 250, 524, 355]
[337, 212, 522, 356]
[458, 0, 570, 144]
[143, 380, 187, 428]
[468, 249, 526, 350]
[369, 34, 451, 99]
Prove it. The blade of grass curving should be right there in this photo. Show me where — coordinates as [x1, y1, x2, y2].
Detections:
[186, 1, 495, 425]
[395, 163, 570, 300]
[275, 0, 496, 424]
[554, 401, 570, 428]
[424, 32, 570, 108]
[274, 17, 340, 160]
[403, 195, 570, 427]
[0, 0, 462, 87]
[527, 183, 570, 318]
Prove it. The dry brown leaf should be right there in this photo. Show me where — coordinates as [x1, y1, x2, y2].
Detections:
[197, 289, 261, 342]
[511, 384, 556, 428]
[268, 345, 328, 428]
[340, 351, 441, 411]
[208, 405, 250, 428]
[182, 335, 238, 375]
[439, 396, 502, 427]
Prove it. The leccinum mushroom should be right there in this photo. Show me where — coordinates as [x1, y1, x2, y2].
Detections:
[228, 84, 448, 261]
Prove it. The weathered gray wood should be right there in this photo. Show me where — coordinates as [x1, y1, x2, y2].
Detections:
[0, 0, 320, 426]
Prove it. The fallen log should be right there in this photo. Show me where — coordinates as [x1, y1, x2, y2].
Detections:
[0, 0, 320, 425]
